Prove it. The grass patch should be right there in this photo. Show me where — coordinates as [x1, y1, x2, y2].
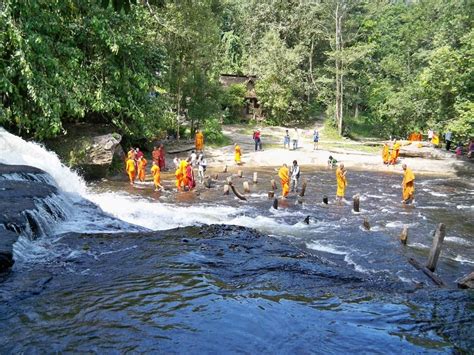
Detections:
[345, 116, 382, 140]
[208, 135, 232, 148]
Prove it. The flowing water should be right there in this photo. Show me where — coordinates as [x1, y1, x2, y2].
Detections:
[0, 128, 473, 353]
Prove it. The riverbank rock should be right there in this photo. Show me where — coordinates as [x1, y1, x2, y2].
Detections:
[46, 124, 122, 180]
[457, 272, 474, 289]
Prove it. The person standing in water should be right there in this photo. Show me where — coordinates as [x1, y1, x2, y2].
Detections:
[290, 160, 300, 192]
[382, 143, 390, 165]
[151, 161, 164, 191]
[401, 164, 415, 204]
[234, 144, 242, 165]
[137, 156, 147, 182]
[278, 163, 290, 198]
[197, 153, 207, 184]
[335, 163, 347, 202]
[125, 156, 136, 185]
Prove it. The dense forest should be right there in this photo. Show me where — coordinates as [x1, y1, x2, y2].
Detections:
[1, 0, 472, 141]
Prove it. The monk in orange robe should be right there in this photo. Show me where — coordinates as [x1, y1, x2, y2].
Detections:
[278, 164, 290, 198]
[137, 156, 147, 182]
[126, 157, 136, 185]
[390, 141, 401, 165]
[382, 143, 390, 164]
[234, 144, 241, 165]
[179, 159, 189, 188]
[152, 146, 160, 164]
[151, 162, 163, 191]
[401, 164, 415, 204]
[195, 130, 204, 151]
[336, 163, 347, 201]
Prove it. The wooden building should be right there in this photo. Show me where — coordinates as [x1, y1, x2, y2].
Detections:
[219, 74, 262, 120]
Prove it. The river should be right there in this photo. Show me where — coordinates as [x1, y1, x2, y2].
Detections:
[0, 129, 473, 353]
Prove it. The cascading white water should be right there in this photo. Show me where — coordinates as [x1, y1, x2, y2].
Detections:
[0, 127, 87, 197]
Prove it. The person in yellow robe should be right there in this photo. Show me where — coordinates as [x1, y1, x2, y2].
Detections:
[179, 158, 189, 188]
[336, 163, 347, 201]
[151, 162, 163, 191]
[137, 157, 147, 182]
[234, 144, 241, 165]
[431, 133, 440, 147]
[195, 130, 204, 152]
[401, 164, 415, 204]
[390, 141, 401, 165]
[382, 143, 390, 164]
[175, 167, 183, 191]
[278, 163, 290, 198]
[125, 157, 136, 185]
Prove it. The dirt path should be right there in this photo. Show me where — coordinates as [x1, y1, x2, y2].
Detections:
[202, 124, 473, 177]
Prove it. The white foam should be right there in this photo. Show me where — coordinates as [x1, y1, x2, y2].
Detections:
[453, 255, 474, 265]
[456, 205, 474, 210]
[0, 128, 87, 197]
[444, 236, 472, 246]
[306, 241, 347, 255]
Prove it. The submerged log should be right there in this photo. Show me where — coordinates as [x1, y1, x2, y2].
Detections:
[268, 191, 275, 199]
[353, 194, 360, 212]
[272, 198, 278, 210]
[228, 182, 247, 201]
[223, 184, 230, 195]
[303, 215, 310, 225]
[253, 172, 258, 184]
[400, 226, 408, 245]
[457, 272, 474, 289]
[408, 257, 445, 287]
[323, 196, 328, 205]
[299, 179, 307, 197]
[243, 181, 250, 193]
[427, 223, 446, 272]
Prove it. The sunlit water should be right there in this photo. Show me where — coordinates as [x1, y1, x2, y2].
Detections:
[1, 128, 473, 352]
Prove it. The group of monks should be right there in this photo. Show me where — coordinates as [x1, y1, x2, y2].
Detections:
[382, 141, 401, 165]
[125, 146, 165, 191]
[126, 127, 416, 204]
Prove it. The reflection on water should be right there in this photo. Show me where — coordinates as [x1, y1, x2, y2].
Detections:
[1, 168, 473, 352]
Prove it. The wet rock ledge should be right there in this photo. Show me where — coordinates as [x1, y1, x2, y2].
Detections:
[0, 164, 58, 273]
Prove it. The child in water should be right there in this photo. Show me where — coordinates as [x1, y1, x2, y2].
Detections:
[328, 155, 338, 168]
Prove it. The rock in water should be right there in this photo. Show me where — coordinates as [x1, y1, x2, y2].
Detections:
[46, 124, 122, 180]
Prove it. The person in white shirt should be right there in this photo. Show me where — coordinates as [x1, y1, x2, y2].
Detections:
[290, 160, 300, 192]
[197, 154, 207, 183]
[190, 150, 197, 167]
[292, 128, 300, 150]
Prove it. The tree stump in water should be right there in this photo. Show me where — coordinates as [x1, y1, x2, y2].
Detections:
[223, 184, 230, 195]
[400, 226, 408, 245]
[238, 170, 243, 178]
[272, 198, 278, 209]
[353, 194, 360, 212]
[268, 191, 275, 199]
[303, 215, 310, 224]
[271, 179, 277, 191]
[253, 172, 258, 184]
[222, 165, 228, 173]
[243, 181, 250, 193]
[323, 196, 328, 204]
[363, 217, 370, 231]
[427, 223, 446, 272]
[299, 179, 307, 197]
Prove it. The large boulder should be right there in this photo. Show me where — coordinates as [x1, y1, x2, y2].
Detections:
[46, 124, 122, 180]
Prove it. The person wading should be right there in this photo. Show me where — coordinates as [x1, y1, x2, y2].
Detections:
[278, 163, 290, 198]
[335, 163, 347, 203]
[401, 164, 415, 204]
